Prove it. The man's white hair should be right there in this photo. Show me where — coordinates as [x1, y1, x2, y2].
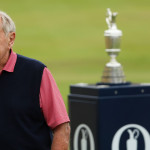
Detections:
[0, 11, 16, 35]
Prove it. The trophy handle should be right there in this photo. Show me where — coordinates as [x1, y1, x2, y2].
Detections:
[106, 8, 112, 29]
[106, 8, 118, 29]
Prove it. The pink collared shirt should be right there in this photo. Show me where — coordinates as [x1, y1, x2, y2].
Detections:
[2, 50, 70, 129]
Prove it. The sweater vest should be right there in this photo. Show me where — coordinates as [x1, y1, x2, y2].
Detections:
[0, 54, 52, 150]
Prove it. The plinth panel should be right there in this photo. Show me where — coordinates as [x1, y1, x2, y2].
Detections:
[69, 83, 150, 150]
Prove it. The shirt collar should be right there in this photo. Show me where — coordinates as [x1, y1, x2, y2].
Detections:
[3, 49, 17, 72]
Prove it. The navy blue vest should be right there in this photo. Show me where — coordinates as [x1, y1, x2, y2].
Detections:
[0, 54, 52, 150]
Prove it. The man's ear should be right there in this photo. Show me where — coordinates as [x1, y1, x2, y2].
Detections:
[8, 32, 16, 49]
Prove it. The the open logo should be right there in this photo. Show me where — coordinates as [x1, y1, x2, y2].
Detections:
[73, 124, 95, 150]
[112, 124, 150, 150]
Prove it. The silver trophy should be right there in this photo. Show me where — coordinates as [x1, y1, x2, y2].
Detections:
[101, 8, 125, 84]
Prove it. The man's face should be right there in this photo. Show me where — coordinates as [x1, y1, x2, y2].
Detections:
[0, 17, 15, 65]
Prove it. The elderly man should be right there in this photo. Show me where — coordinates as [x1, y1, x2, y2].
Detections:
[0, 11, 70, 150]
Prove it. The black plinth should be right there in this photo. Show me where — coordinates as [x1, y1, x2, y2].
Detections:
[68, 83, 150, 150]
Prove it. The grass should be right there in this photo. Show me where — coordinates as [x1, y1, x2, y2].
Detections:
[1, 0, 150, 109]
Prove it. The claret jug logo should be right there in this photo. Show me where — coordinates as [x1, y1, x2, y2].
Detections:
[73, 124, 95, 150]
[112, 124, 150, 150]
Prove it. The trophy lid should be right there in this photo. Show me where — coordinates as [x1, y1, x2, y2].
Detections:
[104, 29, 122, 36]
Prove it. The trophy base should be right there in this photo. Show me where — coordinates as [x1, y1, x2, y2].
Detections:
[101, 65, 126, 84]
